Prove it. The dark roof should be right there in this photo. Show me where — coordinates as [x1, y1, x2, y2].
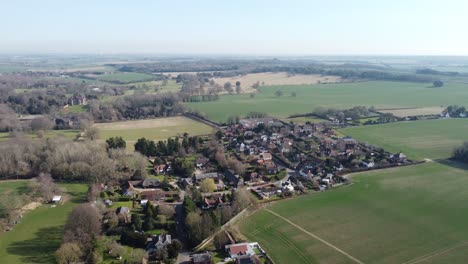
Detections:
[195, 172, 219, 181]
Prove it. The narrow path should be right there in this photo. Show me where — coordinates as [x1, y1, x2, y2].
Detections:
[265, 209, 366, 264]
[401, 241, 468, 264]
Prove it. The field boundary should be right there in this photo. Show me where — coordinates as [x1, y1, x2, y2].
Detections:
[265, 209, 366, 264]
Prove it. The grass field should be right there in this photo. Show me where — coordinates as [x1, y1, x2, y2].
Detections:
[94, 116, 214, 148]
[0, 182, 88, 264]
[94, 72, 155, 83]
[187, 81, 468, 123]
[240, 162, 468, 264]
[340, 118, 468, 160]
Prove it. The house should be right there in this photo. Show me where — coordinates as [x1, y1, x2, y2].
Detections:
[202, 196, 224, 209]
[259, 152, 272, 161]
[191, 252, 212, 264]
[180, 178, 193, 189]
[147, 235, 172, 255]
[140, 189, 166, 202]
[195, 172, 219, 182]
[153, 164, 167, 175]
[225, 243, 255, 258]
[224, 169, 241, 187]
[142, 179, 161, 188]
[196, 157, 209, 168]
[68, 93, 86, 105]
[116, 206, 131, 223]
[236, 255, 262, 264]
[265, 162, 278, 175]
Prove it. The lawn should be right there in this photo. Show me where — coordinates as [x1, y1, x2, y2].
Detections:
[340, 118, 468, 160]
[0, 182, 88, 264]
[240, 162, 468, 264]
[94, 116, 214, 149]
[186, 81, 468, 123]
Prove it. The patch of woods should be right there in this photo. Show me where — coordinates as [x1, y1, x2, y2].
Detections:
[453, 142, 468, 164]
[0, 136, 147, 183]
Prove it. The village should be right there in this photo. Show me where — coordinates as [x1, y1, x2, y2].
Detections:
[88, 115, 413, 264]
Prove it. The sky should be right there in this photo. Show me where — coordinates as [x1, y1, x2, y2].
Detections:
[1, 0, 468, 55]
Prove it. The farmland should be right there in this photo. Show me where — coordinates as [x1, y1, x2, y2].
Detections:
[94, 116, 214, 148]
[340, 118, 468, 160]
[240, 162, 468, 264]
[187, 81, 468, 123]
[212, 72, 343, 94]
[378, 106, 444, 117]
[0, 182, 88, 264]
[93, 72, 156, 83]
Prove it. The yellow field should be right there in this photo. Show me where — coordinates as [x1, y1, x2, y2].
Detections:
[94, 116, 214, 149]
[379, 107, 444, 117]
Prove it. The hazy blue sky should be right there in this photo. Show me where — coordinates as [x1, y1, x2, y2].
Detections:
[1, 0, 467, 55]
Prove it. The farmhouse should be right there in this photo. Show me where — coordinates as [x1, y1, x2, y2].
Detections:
[225, 243, 255, 258]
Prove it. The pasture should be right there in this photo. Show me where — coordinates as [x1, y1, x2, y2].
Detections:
[340, 118, 468, 160]
[0, 182, 88, 264]
[187, 81, 468, 123]
[240, 162, 468, 264]
[93, 72, 156, 83]
[94, 116, 214, 148]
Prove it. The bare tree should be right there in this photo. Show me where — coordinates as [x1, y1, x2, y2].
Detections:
[30, 117, 54, 131]
[63, 204, 101, 252]
[55, 242, 83, 264]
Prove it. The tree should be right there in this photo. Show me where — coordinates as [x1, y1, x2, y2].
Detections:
[433, 80, 444, 87]
[157, 204, 176, 217]
[131, 213, 143, 231]
[84, 127, 100, 140]
[232, 188, 255, 213]
[106, 136, 126, 149]
[291, 91, 297, 97]
[31, 173, 59, 201]
[185, 212, 203, 243]
[55, 242, 83, 264]
[275, 90, 283, 97]
[63, 204, 101, 252]
[30, 117, 54, 131]
[199, 178, 217, 193]
[453, 142, 468, 163]
[235, 81, 242, 94]
[224, 82, 234, 94]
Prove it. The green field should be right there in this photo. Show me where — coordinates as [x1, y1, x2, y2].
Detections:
[241, 162, 468, 264]
[340, 118, 468, 160]
[96, 72, 156, 83]
[187, 81, 468, 123]
[0, 182, 88, 264]
[94, 116, 214, 148]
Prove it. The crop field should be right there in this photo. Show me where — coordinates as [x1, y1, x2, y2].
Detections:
[340, 118, 468, 160]
[93, 72, 156, 83]
[0, 182, 88, 264]
[212, 72, 343, 93]
[240, 162, 468, 264]
[125, 80, 182, 95]
[187, 81, 468, 123]
[378, 107, 444, 117]
[94, 116, 214, 148]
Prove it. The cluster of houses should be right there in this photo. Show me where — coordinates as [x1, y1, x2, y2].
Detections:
[123, 179, 180, 205]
